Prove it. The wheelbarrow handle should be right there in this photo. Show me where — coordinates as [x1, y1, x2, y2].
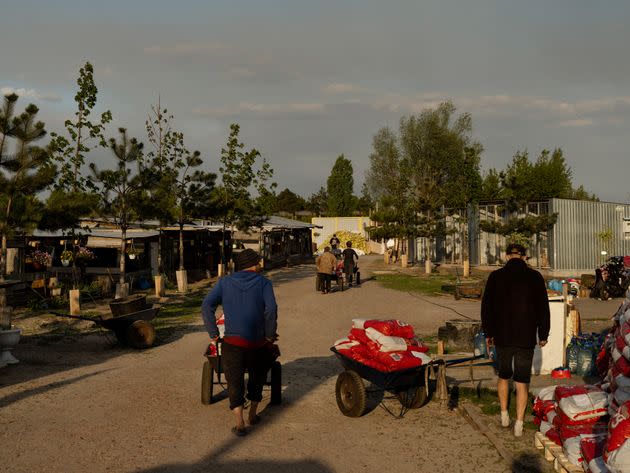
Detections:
[50, 311, 104, 324]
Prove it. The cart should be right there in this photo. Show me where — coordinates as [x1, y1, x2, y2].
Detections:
[331, 347, 443, 418]
[315, 264, 345, 293]
[52, 305, 159, 348]
[201, 339, 282, 406]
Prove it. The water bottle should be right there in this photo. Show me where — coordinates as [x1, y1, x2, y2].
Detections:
[576, 341, 595, 376]
[566, 337, 579, 374]
[474, 331, 488, 358]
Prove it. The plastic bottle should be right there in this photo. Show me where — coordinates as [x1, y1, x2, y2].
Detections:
[576, 341, 595, 376]
[566, 337, 579, 374]
[474, 331, 488, 358]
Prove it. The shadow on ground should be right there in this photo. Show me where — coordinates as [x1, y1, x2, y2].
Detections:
[136, 354, 340, 473]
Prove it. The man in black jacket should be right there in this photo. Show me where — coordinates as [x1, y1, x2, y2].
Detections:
[481, 243, 550, 437]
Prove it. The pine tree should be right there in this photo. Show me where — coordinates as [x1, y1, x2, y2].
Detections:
[0, 96, 55, 279]
[326, 154, 354, 216]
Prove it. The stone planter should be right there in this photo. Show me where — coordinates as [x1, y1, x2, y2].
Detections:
[0, 327, 21, 367]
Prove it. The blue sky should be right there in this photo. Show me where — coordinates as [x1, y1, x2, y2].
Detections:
[2, 0, 629, 202]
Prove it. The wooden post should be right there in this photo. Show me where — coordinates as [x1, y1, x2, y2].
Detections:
[401, 254, 408, 268]
[463, 260, 470, 278]
[69, 289, 81, 315]
[176, 270, 188, 293]
[437, 340, 445, 355]
[217, 263, 224, 278]
[384, 252, 390, 264]
[154, 275, 164, 297]
[114, 283, 129, 299]
[425, 259, 431, 274]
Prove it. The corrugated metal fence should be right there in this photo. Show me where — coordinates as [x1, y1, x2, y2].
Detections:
[549, 198, 630, 271]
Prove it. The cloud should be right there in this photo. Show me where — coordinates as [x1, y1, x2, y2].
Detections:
[0, 86, 61, 102]
[193, 101, 326, 119]
[558, 118, 593, 127]
[323, 83, 366, 94]
[144, 42, 236, 58]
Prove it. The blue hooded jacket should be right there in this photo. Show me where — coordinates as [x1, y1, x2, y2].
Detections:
[201, 271, 278, 343]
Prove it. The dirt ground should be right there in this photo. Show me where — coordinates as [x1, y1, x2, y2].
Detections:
[0, 256, 620, 473]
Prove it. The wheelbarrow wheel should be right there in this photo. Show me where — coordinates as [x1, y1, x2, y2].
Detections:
[335, 370, 366, 417]
[201, 360, 215, 405]
[396, 386, 427, 409]
[126, 320, 156, 348]
[269, 361, 282, 405]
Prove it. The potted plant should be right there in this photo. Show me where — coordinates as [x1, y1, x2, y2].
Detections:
[31, 250, 52, 270]
[75, 246, 95, 264]
[60, 250, 74, 267]
[126, 247, 138, 260]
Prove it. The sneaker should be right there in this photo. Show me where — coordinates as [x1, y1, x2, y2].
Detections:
[500, 411, 510, 428]
[514, 420, 523, 437]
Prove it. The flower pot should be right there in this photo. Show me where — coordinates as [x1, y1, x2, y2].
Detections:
[32, 262, 43, 271]
[61, 259, 70, 267]
[128, 254, 136, 260]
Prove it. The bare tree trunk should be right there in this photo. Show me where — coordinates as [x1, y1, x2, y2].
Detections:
[179, 223, 185, 271]
[0, 233, 7, 281]
[120, 228, 127, 286]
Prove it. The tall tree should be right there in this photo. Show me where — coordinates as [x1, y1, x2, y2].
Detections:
[365, 102, 482, 268]
[49, 62, 112, 192]
[326, 154, 355, 216]
[217, 124, 275, 264]
[89, 128, 144, 290]
[0, 96, 55, 279]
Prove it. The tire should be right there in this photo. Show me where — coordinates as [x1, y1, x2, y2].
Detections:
[355, 271, 360, 286]
[270, 361, 282, 405]
[125, 320, 156, 348]
[315, 274, 321, 292]
[201, 360, 214, 405]
[335, 370, 366, 417]
[396, 386, 427, 409]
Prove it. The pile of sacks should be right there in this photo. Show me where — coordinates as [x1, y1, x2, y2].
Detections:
[533, 290, 630, 473]
[533, 385, 609, 470]
[334, 319, 432, 372]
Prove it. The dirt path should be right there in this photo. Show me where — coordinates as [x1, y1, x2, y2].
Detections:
[1, 257, 549, 473]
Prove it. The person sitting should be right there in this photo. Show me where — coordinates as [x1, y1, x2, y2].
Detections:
[316, 246, 337, 294]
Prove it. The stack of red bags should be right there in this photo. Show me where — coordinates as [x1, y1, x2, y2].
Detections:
[535, 384, 609, 468]
[334, 318, 431, 372]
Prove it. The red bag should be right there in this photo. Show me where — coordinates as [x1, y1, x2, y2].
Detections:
[348, 329, 379, 352]
[373, 351, 423, 372]
[545, 427, 562, 446]
[363, 319, 415, 339]
[607, 401, 630, 454]
[558, 421, 608, 442]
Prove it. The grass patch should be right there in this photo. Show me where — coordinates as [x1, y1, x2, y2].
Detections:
[455, 385, 537, 431]
[374, 273, 456, 296]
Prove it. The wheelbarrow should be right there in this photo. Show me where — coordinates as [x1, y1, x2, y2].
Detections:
[52, 305, 160, 348]
[331, 347, 445, 418]
[201, 339, 282, 406]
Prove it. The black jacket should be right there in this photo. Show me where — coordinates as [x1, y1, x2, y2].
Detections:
[481, 258, 550, 348]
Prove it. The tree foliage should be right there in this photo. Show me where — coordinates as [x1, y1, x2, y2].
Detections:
[326, 154, 355, 216]
[89, 128, 144, 284]
[217, 124, 275, 233]
[49, 62, 112, 192]
[0, 96, 55, 278]
[365, 102, 483, 250]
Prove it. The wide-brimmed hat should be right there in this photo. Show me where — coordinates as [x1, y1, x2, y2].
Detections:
[234, 249, 261, 271]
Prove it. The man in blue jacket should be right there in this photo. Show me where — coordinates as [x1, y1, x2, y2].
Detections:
[201, 249, 278, 437]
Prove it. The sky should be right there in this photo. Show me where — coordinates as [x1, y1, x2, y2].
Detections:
[1, 0, 629, 202]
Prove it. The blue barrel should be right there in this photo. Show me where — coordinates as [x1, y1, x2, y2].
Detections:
[474, 331, 488, 358]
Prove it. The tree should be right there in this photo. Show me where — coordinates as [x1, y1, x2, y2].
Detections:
[307, 187, 328, 216]
[0, 96, 55, 280]
[217, 124, 275, 264]
[480, 168, 502, 201]
[276, 188, 306, 215]
[44, 63, 110, 281]
[365, 102, 483, 269]
[49, 62, 112, 192]
[326, 154, 355, 216]
[89, 128, 144, 290]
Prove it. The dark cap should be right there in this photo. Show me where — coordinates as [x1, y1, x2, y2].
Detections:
[234, 249, 261, 271]
[506, 243, 527, 256]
